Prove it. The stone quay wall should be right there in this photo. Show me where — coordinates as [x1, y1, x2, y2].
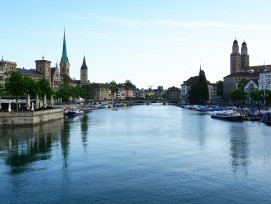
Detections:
[0, 109, 64, 127]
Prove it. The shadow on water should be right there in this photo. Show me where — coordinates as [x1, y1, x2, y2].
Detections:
[229, 125, 249, 174]
[0, 119, 64, 174]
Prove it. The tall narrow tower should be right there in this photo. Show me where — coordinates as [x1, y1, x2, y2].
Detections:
[35, 58, 51, 85]
[80, 56, 88, 85]
[241, 41, 249, 70]
[60, 30, 70, 76]
[230, 39, 241, 74]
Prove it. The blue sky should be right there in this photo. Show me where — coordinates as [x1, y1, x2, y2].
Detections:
[1, 0, 271, 88]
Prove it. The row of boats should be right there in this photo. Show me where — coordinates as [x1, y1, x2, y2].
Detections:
[64, 103, 127, 117]
[181, 105, 271, 125]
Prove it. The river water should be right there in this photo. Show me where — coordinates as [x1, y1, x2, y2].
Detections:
[1, 104, 271, 203]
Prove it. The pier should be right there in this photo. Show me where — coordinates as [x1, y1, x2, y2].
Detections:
[0, 109, 64, 127]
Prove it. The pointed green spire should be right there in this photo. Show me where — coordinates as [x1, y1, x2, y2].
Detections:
[61, 30, 68, 63]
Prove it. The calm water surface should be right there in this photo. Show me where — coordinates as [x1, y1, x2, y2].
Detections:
[1, 104, 271, 203]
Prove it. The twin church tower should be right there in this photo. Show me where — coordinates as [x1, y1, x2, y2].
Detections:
[230, 39, 249, 74]
[59, 30, 88, 85]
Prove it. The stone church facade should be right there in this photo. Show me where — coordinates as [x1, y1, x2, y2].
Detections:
[224, 39, 269, 95]
[1, 30, 89, 91]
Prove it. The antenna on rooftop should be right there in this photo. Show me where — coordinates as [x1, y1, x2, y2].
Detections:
[42, 47, 44, 60]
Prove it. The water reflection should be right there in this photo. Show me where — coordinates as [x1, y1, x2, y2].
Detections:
[1, 106, 271, 203]
[180, 110, 207, 146]
[230, 125, 249, 174]
[80, 114, 89, 150]
[0, 119, 64, 174]
[61, 118, 71, 168]
[195, 112, 207, 146]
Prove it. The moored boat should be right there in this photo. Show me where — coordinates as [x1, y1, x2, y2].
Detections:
[211, 110, 244, 122]
[67, 109, 84, 117]
[260, 112, 271, 125]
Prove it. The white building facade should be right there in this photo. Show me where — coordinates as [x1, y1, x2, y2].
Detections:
[258, 70, 271, 90]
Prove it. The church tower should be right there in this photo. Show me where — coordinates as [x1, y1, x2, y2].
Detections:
[80, 56, 88, 85]
[230, 39, 241, 74]
[60, 30, 70, 76]
[241, 41, 249, 70]
[35, 57, 51, 85]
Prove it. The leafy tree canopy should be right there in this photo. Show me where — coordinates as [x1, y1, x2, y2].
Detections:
[188, 69, 209, 104]
[5, 72, 27, 97]
[124, 79, 136, 89]
[56, 83, 72, 102]
[109, 80, 119, 95]
[80, 84, 96, 100]
[0, 83, 5, 96]
[37, 78, 53, 98]
[24, 77, 40, 98]
[216, 80, 223, 96]
[5, 72, 28, 111]
[229, 89, 247, 102]
[237, 78, 249, 90]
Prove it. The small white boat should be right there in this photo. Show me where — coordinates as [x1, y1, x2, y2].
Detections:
[211, 110, 244, 122]
[67, 109, 84, 117]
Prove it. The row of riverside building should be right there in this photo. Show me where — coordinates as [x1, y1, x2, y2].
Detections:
[0, 31, 88, 92]
[2, 34, 271, 103]
[1, 31, 175, 102]
[180, 39, 271, 104]
[0, 31, 148, 101]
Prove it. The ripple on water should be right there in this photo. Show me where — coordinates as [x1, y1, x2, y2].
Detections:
[1, 105, 271, 203]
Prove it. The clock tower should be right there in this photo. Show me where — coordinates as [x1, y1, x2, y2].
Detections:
[80, 56, 88, 85]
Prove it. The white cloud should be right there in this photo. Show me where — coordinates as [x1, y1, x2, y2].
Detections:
[158, 20, 271, 31]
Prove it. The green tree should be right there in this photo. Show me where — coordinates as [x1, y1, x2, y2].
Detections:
[188, 69, 209, 104]
[0, 84, 5, 94]
[56, 83, 72, 102]
[188, 85, 197, 104]
[24, 77, 40, 98]
[37, 78, 53, 98]
[250, 90, 262, 102]
[0, 83, 5, 109]
[56, 83, 82, 102]
[80, 84, 95, 101]
[229, 89, 247, 102]
[265, 90, 271, 104]
[161, 90, 169, 99]
[124, 80, 136, 89]
[5, 72, 28, 111]
[237, 78, 249, 90]
[108, 81, 119, 103]
[71, 86, 82, 99]
[216, 80, 223, 96]
[228, 78, 250, 104]
[198, 69, 209, 103]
